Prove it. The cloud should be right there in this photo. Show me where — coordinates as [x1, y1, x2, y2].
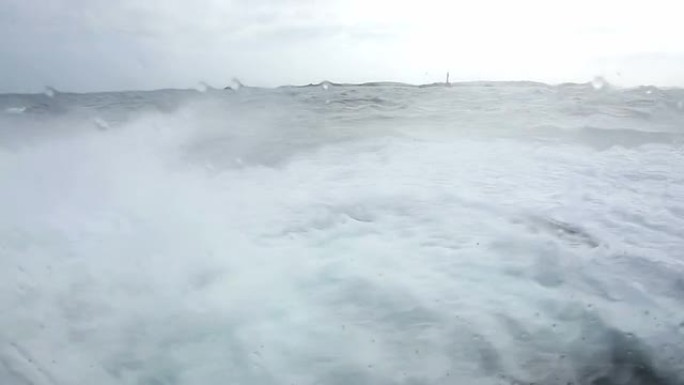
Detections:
[1, 0, 683, 92]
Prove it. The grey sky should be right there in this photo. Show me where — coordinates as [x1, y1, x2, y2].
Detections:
[1, 0, 683, 92]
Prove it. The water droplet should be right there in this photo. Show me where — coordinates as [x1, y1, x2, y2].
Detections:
[229, 78, 243, 91]
[93, 117, 109, 130]
[44, 87, 57, 98]
[195, 82, 210, 93]
[321, 81, 331, 90]
[591, 76, 607, 90]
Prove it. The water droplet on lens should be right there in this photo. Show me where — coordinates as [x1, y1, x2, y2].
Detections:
[44, 87, 57, 98]
[195, 82, 210, 93]
[93, 117, 109, 130]
[591, 76, 607, 90]
[229, 78, 243, 91]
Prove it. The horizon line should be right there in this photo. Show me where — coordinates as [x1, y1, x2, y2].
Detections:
[0, 78, 676, 96]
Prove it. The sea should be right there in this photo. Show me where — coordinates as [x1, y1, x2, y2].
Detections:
[1, 81, 684, 384]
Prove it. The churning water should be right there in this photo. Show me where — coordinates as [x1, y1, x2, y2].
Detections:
[1, 82, 684, 384]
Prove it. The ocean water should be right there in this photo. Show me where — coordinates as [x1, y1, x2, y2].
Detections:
[1, 82, 684, 385]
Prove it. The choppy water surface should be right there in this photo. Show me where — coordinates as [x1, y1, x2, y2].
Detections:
[1, 82, 684, 384]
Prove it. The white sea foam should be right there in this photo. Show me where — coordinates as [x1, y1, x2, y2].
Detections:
[1, 84, 683, 384]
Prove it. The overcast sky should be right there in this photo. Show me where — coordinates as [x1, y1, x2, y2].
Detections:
[1, 0, 683, 92]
